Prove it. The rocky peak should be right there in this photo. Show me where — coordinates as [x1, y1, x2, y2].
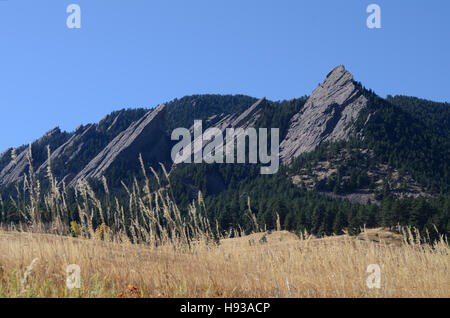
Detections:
[0, 127, 67, 186]
[42, 127, 61, 139]
[69, 104, 168, 186]
[35, 124, 94, 176]
[280, 66, 367, 162]
[172, 97, 266, 164]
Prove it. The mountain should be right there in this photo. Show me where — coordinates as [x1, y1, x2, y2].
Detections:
[280, 65, 368, 162]
[0, 109, 148, 188]
[69, 104, 169, 187]
[0, 65, 372, 188]
[0, 65, 447, 195]
[0, 127, 70, 186]
[0, 66, 448, 238]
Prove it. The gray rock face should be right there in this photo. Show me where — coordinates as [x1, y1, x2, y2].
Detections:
[36, 124, 94, 176]
[0, 147, 29, 186]
[69, 104, 167, 186]
[228, 96, 265, 129]
[280, 65, 367, 162]
[172, 97, 266, 163]
[0, 128, 62, 186]
[199, 97, 265, 132]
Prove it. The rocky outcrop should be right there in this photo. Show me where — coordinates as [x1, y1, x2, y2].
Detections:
[0, 66, 371, 188]
[69, 104, 167, 186]
[227, 96, 265, 129]
[173, 97, 266, 163]
[0, 147, 29, 186]
[280, 65, 367, 162]
[36, 124, 94, 176]
[198, 97, 265, 132]
[0, 128, 63, 186]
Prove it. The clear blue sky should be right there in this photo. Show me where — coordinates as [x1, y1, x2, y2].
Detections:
[0, 0, 449, 150]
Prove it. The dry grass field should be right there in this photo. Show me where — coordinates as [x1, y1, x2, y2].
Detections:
[0, 156, 448, 298]
[0, 227, 448, 298]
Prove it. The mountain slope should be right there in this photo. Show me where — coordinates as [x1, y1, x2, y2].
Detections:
[0, 66, 448, 238]
[0, 128, 70, 186]
[1, 66, 447, 195]
[69, 104, 169, 186]
[0, 65, 447, 195]
[357, 87, 450, 193]
[280, 65, 367, 162]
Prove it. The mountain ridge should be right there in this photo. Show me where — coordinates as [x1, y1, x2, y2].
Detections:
[0, 66, 448, 198]
[0, 65, 448, 240]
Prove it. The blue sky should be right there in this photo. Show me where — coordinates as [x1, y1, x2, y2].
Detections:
[0, 0, 449, 150]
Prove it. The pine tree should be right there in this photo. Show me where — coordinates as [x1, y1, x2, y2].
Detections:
[333, 210, 346, 235]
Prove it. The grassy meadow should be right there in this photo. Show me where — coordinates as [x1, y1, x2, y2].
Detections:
[0, 227, 448, 298]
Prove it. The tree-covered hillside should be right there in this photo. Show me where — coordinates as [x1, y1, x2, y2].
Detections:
[354, 85, 450, 193]
[0, 91, 448, 240]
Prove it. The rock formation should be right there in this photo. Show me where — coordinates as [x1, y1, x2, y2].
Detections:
[279, 65, 367, 162]
[69, 104, 167, 186]
[0, 66, 372, 187]
[0, 128, 63, 186]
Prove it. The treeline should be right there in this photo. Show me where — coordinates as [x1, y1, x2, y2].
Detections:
[2, 157, 448, 241]
[168, 159, 449, 240]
